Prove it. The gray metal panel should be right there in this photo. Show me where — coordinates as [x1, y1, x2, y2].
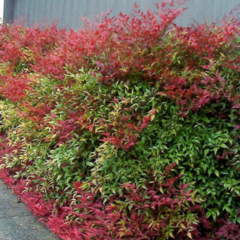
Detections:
[3, 0, 16, 24]
[3, 0, 240, 29]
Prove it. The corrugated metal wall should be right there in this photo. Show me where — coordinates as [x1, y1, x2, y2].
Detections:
[4, 0, 240, 29]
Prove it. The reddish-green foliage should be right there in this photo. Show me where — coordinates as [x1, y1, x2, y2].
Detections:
[0, 0, 240, 239]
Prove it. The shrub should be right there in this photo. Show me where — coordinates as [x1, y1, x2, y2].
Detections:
[0, 0, 240, 239]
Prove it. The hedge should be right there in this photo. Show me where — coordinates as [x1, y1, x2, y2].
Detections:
[0, 0, 240, 239]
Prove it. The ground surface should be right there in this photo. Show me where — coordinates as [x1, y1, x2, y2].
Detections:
[0, 179, 59, 240]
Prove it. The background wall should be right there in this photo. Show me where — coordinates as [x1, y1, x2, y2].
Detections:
[0, 0, 4, 23]
[3, 0, 240, 29]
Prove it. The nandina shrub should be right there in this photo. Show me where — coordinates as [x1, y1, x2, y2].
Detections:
[0, 0, 240, 239]
[45, 172, 205, 240]
[0, 23, 65, 71]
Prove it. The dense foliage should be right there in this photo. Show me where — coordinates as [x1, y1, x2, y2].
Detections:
[0, 0, 240, 239]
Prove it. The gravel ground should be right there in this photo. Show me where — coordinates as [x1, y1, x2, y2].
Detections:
[0, 179, 59, 240]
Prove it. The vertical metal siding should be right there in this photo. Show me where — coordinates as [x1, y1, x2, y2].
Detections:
[4, 0, 15, 23]
[4, 0, 240, 29]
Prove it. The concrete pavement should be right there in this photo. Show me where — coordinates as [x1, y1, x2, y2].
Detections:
[0, 179, 59, 240]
